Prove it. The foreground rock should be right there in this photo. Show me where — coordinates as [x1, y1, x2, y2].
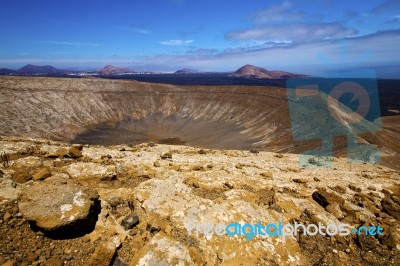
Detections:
[0, 137, 399, 265]
[18, 183, 99, 232]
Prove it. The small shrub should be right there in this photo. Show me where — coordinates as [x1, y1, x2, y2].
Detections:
[250, 149, 259, 154]
[308, 157, 317, 165]
[1, 153, 10, 168]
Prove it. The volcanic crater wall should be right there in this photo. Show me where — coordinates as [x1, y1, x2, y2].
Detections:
[0, 77, 295, 151]
[1, 76, 399, 169]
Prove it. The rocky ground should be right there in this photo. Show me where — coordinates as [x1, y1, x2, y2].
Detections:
[0, 136, 399, 265]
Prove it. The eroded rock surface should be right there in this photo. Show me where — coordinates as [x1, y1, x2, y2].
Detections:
[0, 137, 399, 265]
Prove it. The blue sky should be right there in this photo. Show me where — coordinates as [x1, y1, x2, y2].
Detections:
[0, 0, 399, 77]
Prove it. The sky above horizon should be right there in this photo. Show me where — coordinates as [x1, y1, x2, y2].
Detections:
[0, 0, 399, 77]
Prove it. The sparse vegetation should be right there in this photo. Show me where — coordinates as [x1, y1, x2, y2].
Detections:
[1, 152, 10, 168]
[308, 157, 323, 166]
[198, 149, 206, 155]
[160, 153, 172, 159]
[249, 148, 259, 154]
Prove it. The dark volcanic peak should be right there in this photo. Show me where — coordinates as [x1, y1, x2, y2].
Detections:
[17, 64, 64, 75]
[0, 68, 16, 75]
[174, 68, 200, 74]
[98, 65, 133, 75]
[233, 64, 305, 79]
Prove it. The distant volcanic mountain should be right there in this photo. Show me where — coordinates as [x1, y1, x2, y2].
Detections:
[0, 68, 16, 75]
[17, 64, 64, 75]
[232, 64, 305, 79]
[98, 65, 133, 75]
[174, 68, 200, 74]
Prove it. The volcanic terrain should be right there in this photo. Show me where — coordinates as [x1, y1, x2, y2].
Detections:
[0, 76, 399, 265]
[0, 76, 398, 169]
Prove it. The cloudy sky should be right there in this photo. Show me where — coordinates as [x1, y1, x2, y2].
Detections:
[0, 0, 399, 77]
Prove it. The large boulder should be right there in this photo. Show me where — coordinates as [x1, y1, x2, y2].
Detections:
[18, 183, 99, 233]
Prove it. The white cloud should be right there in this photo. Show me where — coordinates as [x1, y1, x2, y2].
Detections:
[119, 25, 151, 35]
[34, 41, 100, 47]
[159, 39, 194, 46]
[132, 28, 151, 34]
[225, 23, 358, 43]
[226, 1, 355, 44]
[385, 14, 400, 23]
[250, 1, 305, 24]
[133, 30, 400, 75]
[185, 48, 218, 56]
[371, 0, 400, 14]
[0, 58, 133, 65]
[2, 31, 399, 77]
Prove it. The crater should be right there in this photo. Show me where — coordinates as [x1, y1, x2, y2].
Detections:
[0, 77, 294, 151]
[0, 76, 399, 169]
[72, 113, 263, 149]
